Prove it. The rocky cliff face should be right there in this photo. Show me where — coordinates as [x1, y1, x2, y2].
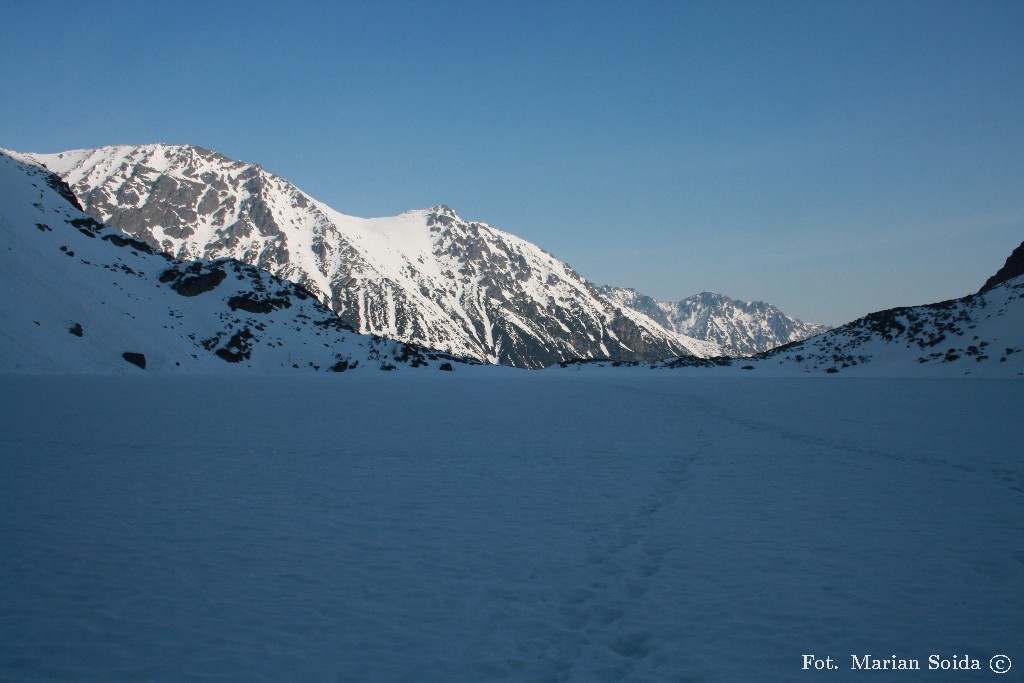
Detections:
[32, 144, 719, 368]
[979, 240, 1024, 293]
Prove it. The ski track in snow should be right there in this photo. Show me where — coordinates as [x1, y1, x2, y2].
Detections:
[1, 374, 1021, 682]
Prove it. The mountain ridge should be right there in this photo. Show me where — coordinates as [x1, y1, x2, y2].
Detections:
[0, 149, 483, 374]
[26, 143, 722, 368]
[560, 261, 1024, 376]
[600, 286, 828, 356]
[979, 240, 1024, 293]
[4, 146, 1019, 377]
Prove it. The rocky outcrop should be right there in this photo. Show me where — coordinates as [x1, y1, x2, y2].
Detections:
[980, 241, 1024, 293]
[122, 352, 146, 369]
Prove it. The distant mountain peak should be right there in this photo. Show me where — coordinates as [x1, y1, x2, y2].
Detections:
[600, 286, 827, 356]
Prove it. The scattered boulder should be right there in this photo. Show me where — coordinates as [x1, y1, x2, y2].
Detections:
[68, 322, 83, 337]
[102, 233, 155, 254]
[122, 352, 146, 369]
[228, 292, 292, 314]
[68, 216, 103, 237]
[160, 263, 228, 296]
[213, 328, 254, 363]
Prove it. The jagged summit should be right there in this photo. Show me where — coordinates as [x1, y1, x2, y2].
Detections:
[31, 143, 720, 368]
[600, 286, 828, 356]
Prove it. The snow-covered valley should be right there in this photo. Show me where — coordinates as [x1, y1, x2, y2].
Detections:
[2, 373, 1020, 682]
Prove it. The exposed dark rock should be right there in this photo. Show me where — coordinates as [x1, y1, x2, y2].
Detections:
[214, 328, 254, 362]
[228, 293, 292, 314]
[659, 355, 733, 369]
[69, 322, 83, 337]
[43, 172, 85, 211]
[313, 317, 356, 333]
[394, 343, 429, 367]
[102, 233, 155, 254]
[68, 216, 104, 233]
[35, 223, 51, 232]
[176, 269, 227, 296]
[979, 241, 1024, 293]
[160, 263, 228, 296]
[439, 362, 453, 371]
[122, 352, 146, 369]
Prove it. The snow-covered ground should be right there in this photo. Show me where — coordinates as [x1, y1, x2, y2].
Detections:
[1, 373, 1021, 682]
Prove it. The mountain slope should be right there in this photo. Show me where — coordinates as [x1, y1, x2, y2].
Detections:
[558, 244, 1024, 377]
[27, 144, 719, 368]
[601, 287, 828, 356]
[746, 273, 1024, 375]
[980, 240, 1024, 293]
[0, 150, 481, 374]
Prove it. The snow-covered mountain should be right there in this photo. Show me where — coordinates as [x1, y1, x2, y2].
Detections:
[745, 244, 1024, 375]
[562, 246, 1024, 377]
[600, 287, 828, 356]
[0, 150, 483, 373]
[26, 144, 719, 368]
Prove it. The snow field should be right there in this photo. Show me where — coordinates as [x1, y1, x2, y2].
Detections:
[1, 374, 1021, 681]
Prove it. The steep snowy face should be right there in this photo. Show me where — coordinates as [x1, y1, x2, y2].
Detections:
[600, 286, 828, 356]
[0, 150, 482, 374]
[32, 144, 719, 368]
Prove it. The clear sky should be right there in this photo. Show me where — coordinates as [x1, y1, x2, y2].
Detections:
[3, 0, 1022, 325]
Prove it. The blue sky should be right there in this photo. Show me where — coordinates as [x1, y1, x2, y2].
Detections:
[3, 0, 1022, 325]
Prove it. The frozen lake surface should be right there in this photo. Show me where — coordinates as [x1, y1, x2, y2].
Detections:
[1, 374, 1021, 681]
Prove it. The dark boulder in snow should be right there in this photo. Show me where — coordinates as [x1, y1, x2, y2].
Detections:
[102, 233, 157, 255]
[227, 293, 292, 314]
[160, 263, 228, 297]
[214, 329, 254, 363]
[122, 352, 146, 369]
